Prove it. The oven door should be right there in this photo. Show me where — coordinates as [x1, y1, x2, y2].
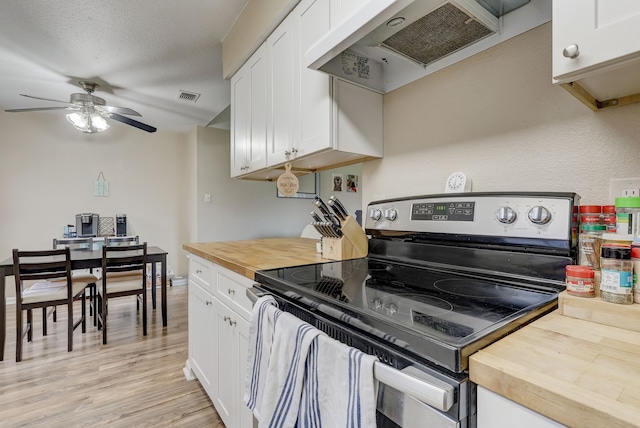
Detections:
[247, 286, 464, 428]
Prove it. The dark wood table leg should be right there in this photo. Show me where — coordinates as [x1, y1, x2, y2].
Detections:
[151, 262, 157, 310]
[161, 254, 167, 327]
[1, 271, 6, 361]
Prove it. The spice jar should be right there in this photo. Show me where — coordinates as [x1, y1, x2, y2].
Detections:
[615, 197, 640, 237]
[632, 243, 640, 304]
[578, 224, 605, 270]
[602, 205, 616, 232]
[600, 244, 633, 304]
[566, 265, 595, 297]
[579, 205, 602, 232]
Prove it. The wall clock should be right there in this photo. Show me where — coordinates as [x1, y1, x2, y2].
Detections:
[445, 172, 472, 193]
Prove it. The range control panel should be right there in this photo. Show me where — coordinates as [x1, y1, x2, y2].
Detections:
[365, 192, 579, 241]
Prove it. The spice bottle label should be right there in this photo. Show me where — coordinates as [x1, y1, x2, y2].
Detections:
[600, 269, 633, 295]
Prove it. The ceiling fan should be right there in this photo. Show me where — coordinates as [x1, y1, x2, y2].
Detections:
[4, 81, 156, 133]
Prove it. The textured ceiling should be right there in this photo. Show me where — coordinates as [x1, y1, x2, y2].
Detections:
[0, 0, 249, 134]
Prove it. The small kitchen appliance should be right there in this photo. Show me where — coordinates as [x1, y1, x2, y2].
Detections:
[251, 191, 579, 427]
[116, 214, 127, 236]
[75, 213, 99, 237]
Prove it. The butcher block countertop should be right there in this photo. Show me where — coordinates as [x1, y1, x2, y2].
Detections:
[470, 293, 640, 428]
[183, 238, 326, 280]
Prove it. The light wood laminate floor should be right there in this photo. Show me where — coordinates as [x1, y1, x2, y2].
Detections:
[0, 285, 225, 428]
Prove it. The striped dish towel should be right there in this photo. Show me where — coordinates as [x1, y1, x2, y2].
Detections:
[259, 311, 323, 428]
[298, 334, 378, 428]
[244, 295, 280, 419]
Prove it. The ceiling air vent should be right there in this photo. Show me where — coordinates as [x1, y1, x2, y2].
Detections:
[176, 90, 201, 103]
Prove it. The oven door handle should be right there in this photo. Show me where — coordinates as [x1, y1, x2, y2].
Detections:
[374, 362, 454, 412]
[246, 286, 454, 412]
[247, 284, 270, 305]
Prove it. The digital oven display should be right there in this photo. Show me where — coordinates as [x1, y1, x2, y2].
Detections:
[411, 201, 475, 221]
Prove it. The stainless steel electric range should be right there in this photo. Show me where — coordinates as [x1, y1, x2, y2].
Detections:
[252, 192, 579, 428]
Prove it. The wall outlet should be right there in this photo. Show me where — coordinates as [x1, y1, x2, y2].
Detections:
[609, 178, 640, 202]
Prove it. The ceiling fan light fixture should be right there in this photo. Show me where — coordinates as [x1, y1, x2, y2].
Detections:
[66, 110, 110, 133]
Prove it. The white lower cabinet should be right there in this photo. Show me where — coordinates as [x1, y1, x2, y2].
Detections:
[184, 253, 255, 428]
[477, 386, 565, 428]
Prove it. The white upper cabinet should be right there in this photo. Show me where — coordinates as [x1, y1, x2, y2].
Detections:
[230, 0, 383, 180]
[552, 0, 640, 109]
[231, 43, 267, 177]
[266, 12, 297, 166]
[553, 0, 640, 80]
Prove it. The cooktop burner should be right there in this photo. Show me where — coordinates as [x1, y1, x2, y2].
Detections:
[259, 257, 556, 348]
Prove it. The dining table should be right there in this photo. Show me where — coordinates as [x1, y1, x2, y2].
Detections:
[0, 245, 168, 361]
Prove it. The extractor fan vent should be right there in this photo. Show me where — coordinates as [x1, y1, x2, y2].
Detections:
[176, 90, 201, 102]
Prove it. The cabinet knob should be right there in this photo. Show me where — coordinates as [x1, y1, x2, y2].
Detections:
[224, 315, 230, 321]
[229, 319, 237, 326]
[228, 288, 235, 295]
[562, 44, 579, 59]
[206, 300, 212, 306]
[284, 150, 291, 157]
[291, 148, 298, 154]
[195, 269, 202, 274]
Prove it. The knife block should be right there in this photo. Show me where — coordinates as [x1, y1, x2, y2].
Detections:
[322, 215, 368, 261]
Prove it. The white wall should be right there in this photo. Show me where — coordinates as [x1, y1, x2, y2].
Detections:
[0, 111, 192, 280]
[194, 126, 319, 242]
[363, 23, 640, 208]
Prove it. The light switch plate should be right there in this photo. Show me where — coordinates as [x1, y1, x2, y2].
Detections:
[204, 193, 212, 203]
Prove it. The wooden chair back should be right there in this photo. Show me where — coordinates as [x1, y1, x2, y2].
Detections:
[13, 248, 72, 296]
[102, 242, 147, 279]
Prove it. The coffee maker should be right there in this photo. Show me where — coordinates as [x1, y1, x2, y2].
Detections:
[76, 213, 99, 237]
[116, 214, 127, 237]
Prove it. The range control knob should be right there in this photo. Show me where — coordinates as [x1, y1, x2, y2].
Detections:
[528, 206, 552, 225]
[384, 209, 398, 221]
[369, 208, 382, 221]
[496, 206, 517, 224]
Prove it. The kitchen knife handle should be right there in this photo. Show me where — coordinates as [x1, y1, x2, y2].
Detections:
[327, 199, 346, 221]
[330, 196, 349, 218]
[310, 211, 323, 222]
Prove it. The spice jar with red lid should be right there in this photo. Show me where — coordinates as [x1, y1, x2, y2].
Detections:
[579, 205, 602, 232]
[566, 265, 596, 297]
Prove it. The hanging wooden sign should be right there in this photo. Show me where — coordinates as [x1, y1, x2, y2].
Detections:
[276, 163, 299, 197]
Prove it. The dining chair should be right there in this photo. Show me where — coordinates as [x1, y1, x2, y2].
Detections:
[53, 237, 100, 326]
[12, 247, 86, 362]
[97, 242, 147, 344]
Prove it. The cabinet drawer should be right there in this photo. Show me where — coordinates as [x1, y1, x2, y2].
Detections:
[187, 253, 215, 294]
[215, 266, 254, 320]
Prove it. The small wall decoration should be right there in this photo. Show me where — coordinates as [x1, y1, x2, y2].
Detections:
[94, 171, 109, 197]
[332, 173, 344, 192]
[346, 174, 359, 193]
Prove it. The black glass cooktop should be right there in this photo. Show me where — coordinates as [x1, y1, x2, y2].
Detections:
[256, 257, 559, 372]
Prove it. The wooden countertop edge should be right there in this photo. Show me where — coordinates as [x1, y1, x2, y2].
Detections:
[183, 246, 257, 279]
[470, 313, 640, 428]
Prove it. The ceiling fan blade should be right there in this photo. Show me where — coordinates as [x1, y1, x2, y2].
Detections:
[109, 113, 157, 133]
[4, 106, 75, 113]
[19, 94, 73, 105]
[98, 105, 142, 116]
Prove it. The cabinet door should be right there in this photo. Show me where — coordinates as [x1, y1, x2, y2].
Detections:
[188, 281, 218, 400]
[553, 1, 640, 81]
[231, 63, 250, 177]
[296, 0, 333, 157]
[214, 299, 253, 428]
[477, 386, 565, 428]
[330, 0, 370, 27]
[231, 44, 267, 177]
[236, 314, 253, 428]
[214, 298, 235, 427]
[267, 12, 298, 166]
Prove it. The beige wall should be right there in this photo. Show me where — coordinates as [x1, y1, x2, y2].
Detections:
[0, 111, 193, 294]
[363, 23, 640, 208]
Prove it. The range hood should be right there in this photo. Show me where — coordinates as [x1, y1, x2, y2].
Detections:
[306, 0, 551, 93]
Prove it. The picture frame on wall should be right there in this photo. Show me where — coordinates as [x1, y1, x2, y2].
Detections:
[332, 173, 343, 192]
[346, 175, 359, 193]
